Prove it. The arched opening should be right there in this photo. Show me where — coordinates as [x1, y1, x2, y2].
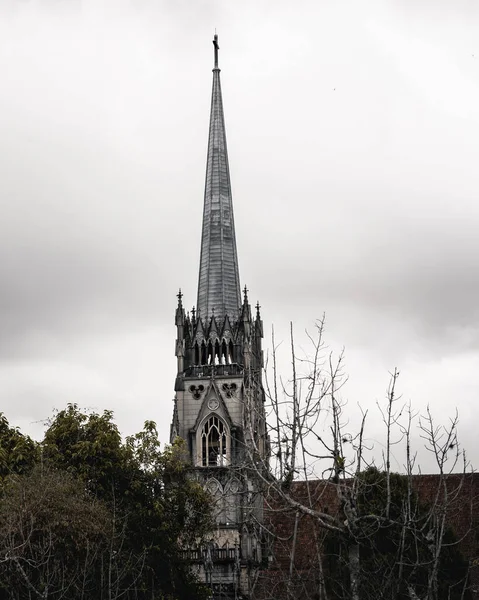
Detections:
[194, 341, 200, 365]
[207, 341, 214, 365]
[228, 340, 234, 364]
[201, 341, 207, 365]
[222, 339, 228, 364]
[214, 339, 221, 364]
[199, 414, 230, 467]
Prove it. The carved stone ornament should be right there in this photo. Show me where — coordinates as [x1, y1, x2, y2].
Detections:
[207, 398, 220, 411]
[189, 384, 205, 399]
[228, 478, 241, 493]
[222, 383, 237, 398]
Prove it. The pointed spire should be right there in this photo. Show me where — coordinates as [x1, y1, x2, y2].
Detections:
[209, 313, 218, 336]
[197, 34, 241, 320]
[175, 289, 185, 326]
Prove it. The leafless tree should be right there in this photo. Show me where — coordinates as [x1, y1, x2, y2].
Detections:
[243, 318, 477, 600]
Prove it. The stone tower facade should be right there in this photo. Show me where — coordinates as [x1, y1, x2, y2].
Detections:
[170, 35, 268, 599]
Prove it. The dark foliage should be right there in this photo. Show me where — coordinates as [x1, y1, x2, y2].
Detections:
[0, 407, 212, 600]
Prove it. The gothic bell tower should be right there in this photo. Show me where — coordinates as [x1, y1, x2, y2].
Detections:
[170, 35, 268, 599]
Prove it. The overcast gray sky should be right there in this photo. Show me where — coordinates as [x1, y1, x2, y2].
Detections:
[1, 0, 479, 472]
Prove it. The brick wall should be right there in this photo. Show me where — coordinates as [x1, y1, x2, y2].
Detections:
[254, 473, 479, 599]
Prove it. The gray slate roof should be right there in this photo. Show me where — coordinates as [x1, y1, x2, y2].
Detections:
[197, 39, 241, 320]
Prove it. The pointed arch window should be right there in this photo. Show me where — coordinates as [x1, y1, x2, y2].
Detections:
[194, 341, 200, 365]
[207, 341, 214, 365]
[199, 414, 230, 467]
[222, 339, 228, 364]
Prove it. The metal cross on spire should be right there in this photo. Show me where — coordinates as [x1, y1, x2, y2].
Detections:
[213, 33, 219, 69]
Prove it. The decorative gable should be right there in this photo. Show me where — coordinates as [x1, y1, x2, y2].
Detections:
[191, 380, 233, 434]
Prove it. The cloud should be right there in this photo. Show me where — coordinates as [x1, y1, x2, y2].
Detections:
[0, 0, 478, 468]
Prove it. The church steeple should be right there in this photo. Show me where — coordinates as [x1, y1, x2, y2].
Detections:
[197, 34, 241, 319]
[171, 37, 267, 598]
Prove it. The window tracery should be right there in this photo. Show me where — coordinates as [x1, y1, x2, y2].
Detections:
[199, 414, 230, 467]
[189, 384, 205, 399]
[222, 382, 237, 398]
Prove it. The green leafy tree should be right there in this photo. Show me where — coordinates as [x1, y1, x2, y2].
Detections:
[0, 413, 37, 483]
[41, 404, 212, 599]
[0, 466, 110, 600]
[0, 405, 212, 600]
[42, 405, 126, 499]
